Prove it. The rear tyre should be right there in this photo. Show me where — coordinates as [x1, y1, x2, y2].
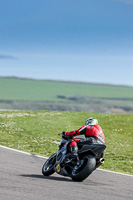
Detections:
[71, 155, 96, 182]
[42, 153, 56, 176]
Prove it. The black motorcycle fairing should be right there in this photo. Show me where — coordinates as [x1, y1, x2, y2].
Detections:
[78, 143, 106, 159]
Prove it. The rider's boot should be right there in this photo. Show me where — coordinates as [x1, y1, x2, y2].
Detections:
[70, 146, 81, 165]
[66, 145, 78, 160]
[70, 146, 78, 158]
[70, 146, 84, 169]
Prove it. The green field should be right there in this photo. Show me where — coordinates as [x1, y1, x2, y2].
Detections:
[1, 77, 133, 100]
[1, 77, 133, 113]
[0, 110, 133, 175]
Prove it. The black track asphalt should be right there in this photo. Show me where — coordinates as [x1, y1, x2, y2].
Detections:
[0, 146, 133, 200]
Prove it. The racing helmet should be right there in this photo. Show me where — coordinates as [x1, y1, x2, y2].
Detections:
[85, 117, 98, 126]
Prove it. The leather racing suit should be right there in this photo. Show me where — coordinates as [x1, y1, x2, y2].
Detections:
[65, 124, 105, 156]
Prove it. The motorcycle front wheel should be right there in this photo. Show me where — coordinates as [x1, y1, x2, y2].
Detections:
[42, 153, 56, 176]
[71, 155, 96, 182]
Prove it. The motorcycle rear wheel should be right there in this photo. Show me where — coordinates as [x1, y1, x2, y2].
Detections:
[71, 155, 96, 182]
[42, 153, 56, 176]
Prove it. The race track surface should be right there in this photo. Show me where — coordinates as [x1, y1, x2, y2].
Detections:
[0, 146, 133, 200]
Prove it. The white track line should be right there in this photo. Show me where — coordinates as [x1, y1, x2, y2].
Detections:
[97, 168, 133, 177]
[0, 144, 133, 177]
[0, 145, 47, 159]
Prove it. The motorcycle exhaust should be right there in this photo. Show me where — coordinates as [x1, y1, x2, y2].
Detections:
[95, 158, 104, 169]
[99, 158, 104, 164]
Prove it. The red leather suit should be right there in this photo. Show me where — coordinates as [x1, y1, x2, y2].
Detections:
[65, 124, 105, 148]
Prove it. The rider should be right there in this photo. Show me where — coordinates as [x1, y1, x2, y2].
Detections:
[62, 117, 105, 158]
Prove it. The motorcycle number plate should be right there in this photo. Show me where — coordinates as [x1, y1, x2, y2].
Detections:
[56, 164, 61, 173]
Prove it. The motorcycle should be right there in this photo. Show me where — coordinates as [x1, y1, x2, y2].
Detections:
[42, 133, 106, 182]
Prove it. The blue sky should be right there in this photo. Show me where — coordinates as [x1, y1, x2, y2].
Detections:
[0, 0, 133, 86]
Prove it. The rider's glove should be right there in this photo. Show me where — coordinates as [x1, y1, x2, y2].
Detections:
[62, 131, 68, 140]
[62, 131, 73, 139]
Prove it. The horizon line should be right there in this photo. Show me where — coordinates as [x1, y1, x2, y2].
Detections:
[0, 75, 132, 88]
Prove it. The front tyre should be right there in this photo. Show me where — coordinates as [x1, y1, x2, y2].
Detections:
[42, 153, 56, 176]
[71, 155, 96, 182]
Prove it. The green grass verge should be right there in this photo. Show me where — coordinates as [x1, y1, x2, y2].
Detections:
[0, 110, 133, 175]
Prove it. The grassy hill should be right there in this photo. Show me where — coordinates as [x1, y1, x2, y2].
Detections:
[0, 77, 133, 113]
[0, 110, 133, 175]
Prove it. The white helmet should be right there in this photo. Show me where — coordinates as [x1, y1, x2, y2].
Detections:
[85, 117, 98, 126]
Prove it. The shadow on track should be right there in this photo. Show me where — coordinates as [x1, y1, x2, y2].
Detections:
[19, 174, 111, 185]
[20, 174, 72, 182]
